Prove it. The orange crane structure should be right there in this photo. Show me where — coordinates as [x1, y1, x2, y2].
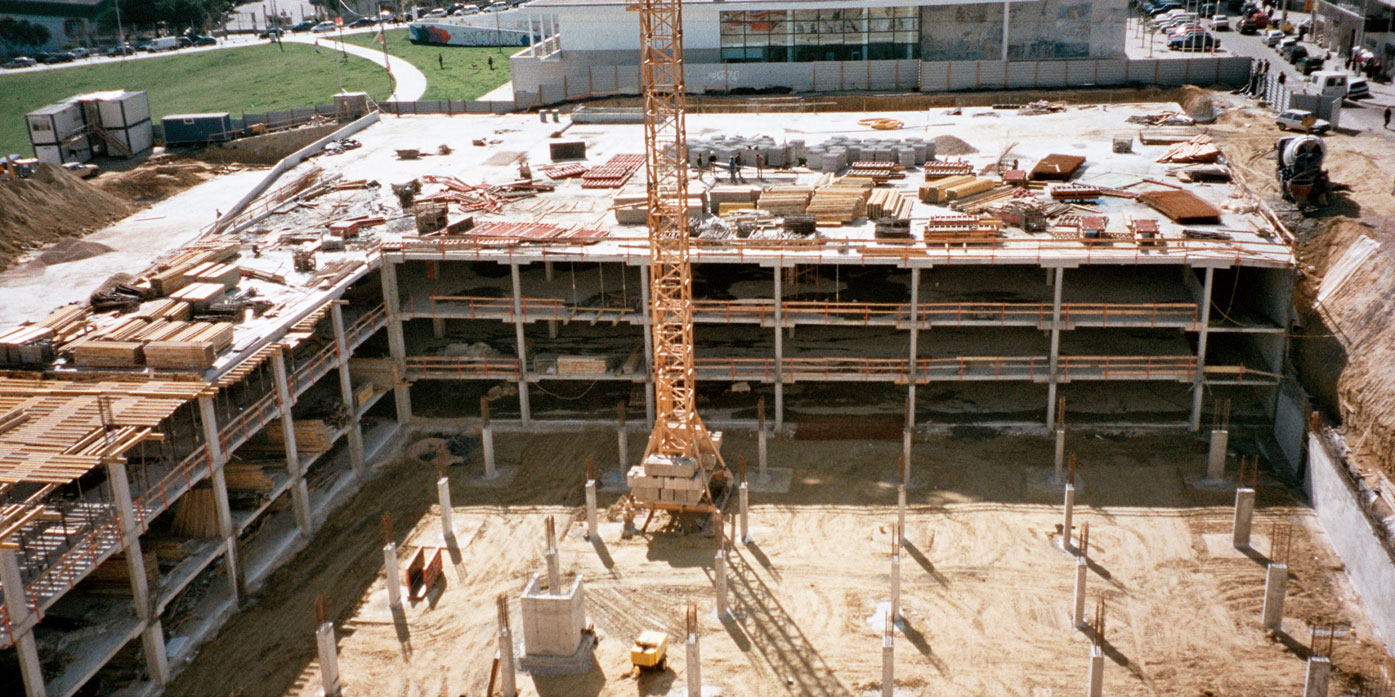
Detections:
[628, 0, 728, 516]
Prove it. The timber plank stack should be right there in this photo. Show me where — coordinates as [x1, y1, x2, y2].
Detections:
[756, 186, 813, 216]
[807, 178, 874, 224]
[224, 463, 276, 493]
[627, 431, 723, 507]
[867, 188, 914, 220]
[171, 488, 220, 537]
[88, 550, 159, 595]
[262, 418, 335, 454]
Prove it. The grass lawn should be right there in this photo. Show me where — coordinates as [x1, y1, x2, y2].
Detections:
[0, 42, 393, 157]
[339, 29, 515, 101]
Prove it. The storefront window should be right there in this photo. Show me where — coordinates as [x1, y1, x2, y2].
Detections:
[719, 7, 920, 63]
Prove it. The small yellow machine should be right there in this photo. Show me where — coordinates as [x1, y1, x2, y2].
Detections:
[629, 630, 668, 674]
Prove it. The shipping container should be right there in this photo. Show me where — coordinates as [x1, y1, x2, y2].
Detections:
[108, 123, 155, 156]
[161, 113, 234, 145]
[26, 101, 85, 147]
[92, 91, 152, 130]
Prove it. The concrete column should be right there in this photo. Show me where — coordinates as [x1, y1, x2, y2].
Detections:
[1072, 556, 1088, 628]
[640, 265, 655, 429]
[686, 632, 701, 697]
[585, 479, 599, 541]
[1054, 427, 1066, 483]
[715, 549, 729, 618]
[384, 542, 402, 608]
[2, 549, 47, 697]
[881, 631, 894, 697]
[199, 396, 244, 600]
[1207, 429, 1229, 481]
[544, 259, 554, 281]
[758, 428, 769, 482]
[617, 427, 628, 474]
[1261, 562, 1287, 631]
[890, 545, 901, 622]
[1088, 645, 1104, 697]
[316, 622, 342, 697]
[773, 264, 785, 431]
[272, 352, 312, 536]
[739, 482, 750, 543]
[330, 304, 366, 477]
[509, 262, 531, 425]
[1061, 483, 1076, 550]
[907, 267, 920, 428]
[380, 257, 413, 424]
[1046, 266, 1064, 429]
[547, 320, 558, 339]
[897, 485, 907, 536]
[431, 317, 446, 339]
[438, 476, 453, 537]
[498, 604, 518, 697]
[1190, 266, 1215, 431]
[902, 429, 912, 477]
[1303, 656, 1331, 697]
[1001, 0, 1011, 60]
[107, 460, 171, 686]
[1232, 487, 1255, 549]
[546, 540, 561, 593]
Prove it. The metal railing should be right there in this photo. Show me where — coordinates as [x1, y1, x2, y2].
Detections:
[347, 304, 388, 347]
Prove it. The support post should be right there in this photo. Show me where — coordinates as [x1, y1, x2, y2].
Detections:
[330, 304, 365, 476]
[890, 527, 902, 623]
[1054, 427, 1066, 483]
[739, 481, 750, 543]
[773, 264, 785, 431]
[1073, 556, 1088, 628]
[1303, 656, 1331, 697]
[686, 629, 701, 697]
[1190, 267, 1215, 431]
[432, 316, 446, 338]
[316, 622, 342, 697]
[438, 476, 453, 537]
[1232, 487, 1255, 549]
[902, 428, 912, 477]
[585, 479, 599, 541]
[498, 595, 518, 697]
[480, 397, 497, 479]
[545, 516, 561, 592]
[384, 542, 402, 609]
[1061, 483, 1076, 551]
[1046, 267, 1064, 428]
[1001, 0, 1011, 60]
[640, 265, 655, 429]
[2, 549, 48, 697]
[1207, 429, 1229, 481]
[198, 396, 244, 600]
[757, 396, 770, 482]
[273, 351, 312, 536]
[715, 547, 729, 619]
[106, 458, 170, 686]
[1261, 562, 1287, 632]
[509, 262, 531, 425]
[380, 257, 413, 424]
[881, 625, 894, 697]
[907, 267, 920, 427]
[617, 401, 628, 479]
[1087, 645, 1104, 697]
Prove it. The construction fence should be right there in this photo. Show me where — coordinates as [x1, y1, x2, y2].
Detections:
[379, 99, 517, 116]
[509, 56, 1253, 108]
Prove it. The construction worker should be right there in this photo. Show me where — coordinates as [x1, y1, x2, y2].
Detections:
[1384, 105, 1391, 130]
[728, 155, 742, 183]
[488, 56, 494, 70]
[438, 52, 444, 70]
[755, 153, 765, 180]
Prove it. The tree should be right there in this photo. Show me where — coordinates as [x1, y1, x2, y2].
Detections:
[0, 17, 52, 51]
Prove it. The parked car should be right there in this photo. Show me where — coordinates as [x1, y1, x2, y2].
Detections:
[259, 27, 285, 39]
[348, 17, 376, 27]
[1262, 28, 1285, 46]
[1238, 18, 1258, 33]
[177, 36, 192, 47]
[66, 47, 91, 59]
[1210, 15, 1230, 30]
[1298, 56, 1326, 75]
[2, 56, 36, 69]
[1284, 44, 1309, 64]
[1169, 32, 1218, 51]
[425, 8, 448, 17]
[1249, 12, 1269, 28]
[1346, 76, 1370, 99]
[36, 51, 74, 63]
[311, 21, 338, 32]
[291, 20, 317, 32]
[188, 34, 216, 46]
[1275, 108, 1331, 133]
[105, 43, 135, 56]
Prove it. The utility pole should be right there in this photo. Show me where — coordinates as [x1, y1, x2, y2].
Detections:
[335, 15, 345, 94]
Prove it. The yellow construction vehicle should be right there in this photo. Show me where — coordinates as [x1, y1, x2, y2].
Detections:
[629, 630, 668, 674]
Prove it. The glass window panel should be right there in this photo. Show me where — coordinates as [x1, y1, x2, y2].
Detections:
[869, 31, 893, 43]
[869, 18, 893, 32]
[721, 32, 745, 46]
[894, 30, 917, 43]
[794, 10, 818, 20]
[843, 8, 864, 19]
[794, 30, 819, 44]
[747, 31, 770, 45]
[843, 19, 865, 33]
[869, 7, 894, 19]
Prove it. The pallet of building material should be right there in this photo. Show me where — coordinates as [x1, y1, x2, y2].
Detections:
[541, 163, 588, 179]
[923, 161, 974, 179]
[169, 283, 226, 313]
[171, 488, 220, 537]
[353, 381, 375, 407]
[185, 261, 242, 291]
[942, 178, 995, 202]
[708, 185, 762, 213]
[950, 186, 1015, 213]
[143, 340, 216, 370]
[555, 355, 610, 375]
[0, 326, 56, 365]
[87, 550, 159, 595]
[70, 340, 144, 368]
[756, 186, 813, 216]
[1029, 154, 1086, 181]
[132, 320, 186, 342]
[132, 298, 192, 322]
[581, 153, 645, 189]
[867, 189, 913, 220]
[1156, 135, 1220, 164]
[1050, 185, 1102, 202]
[1138, 127, 1201, 145]
[171, 322, 234, 353]
[224, 463, 276, 493]
[263, 418, 335, 454]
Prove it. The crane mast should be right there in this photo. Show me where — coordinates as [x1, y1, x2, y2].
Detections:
[633, 0, 726, 513]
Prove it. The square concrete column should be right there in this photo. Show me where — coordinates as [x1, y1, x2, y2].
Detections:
[480, 397, 497, 480]
[907, 267, 921, 428]
[1261, 562, 1287, 632]
[686, 632, 701, 697]
[585, 479, 599, 541]
[438, 476, 454, 537]
[1046, 267, 1064, 429]
[1190, 267, 1215, 431]
[1303, 656, 1330, 697]
[384, 542, 402, 609]
[1233, 487, 1255, 549]
[107, 460, 170, 686]
[773, 264, 785, 431]
[498, 596, 518, 697]
[715, 549, 729, 619]
[1207, 429, 1229, 481]
[272, 351, 313, 536]
[379, 257, 413, 425]
[1073, 557, 1088, 629]
[1, 549, 46, 697]
[199, 396, 245, 600]
[1061, 483, 1076, 551]
[316, 622, 342, 697]
[1054, 427, 1066, 483]
[509, 262, 532, 425]
[881, 631, 894, 697]
[329, 303, 366, 477]
[1087, 644, 1104, 697]
[739, 481, 750, 544]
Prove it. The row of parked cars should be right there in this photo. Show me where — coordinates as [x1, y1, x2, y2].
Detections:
[2, 34, 217, 68]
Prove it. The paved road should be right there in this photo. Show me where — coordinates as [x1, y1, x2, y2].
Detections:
[282, 33, 428, 101]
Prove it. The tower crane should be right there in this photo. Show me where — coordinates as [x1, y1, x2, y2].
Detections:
[626, 0, 728, 520]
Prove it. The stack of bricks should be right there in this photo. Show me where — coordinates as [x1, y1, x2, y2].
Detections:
[628, 432, 723, 507]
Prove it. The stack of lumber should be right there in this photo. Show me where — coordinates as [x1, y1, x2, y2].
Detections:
[88, 550, 158, 595]
[132, 299, 192, 322]
[867, 188, 913, 220]
[919, 176, 995, 204]
[353, 381, 376, 408]
[1156, 134, 1220, 163]
[263, 418, 335, 454]
[143, 341, 216, 370]
[225, 463, 276, 493]
[708, 185, 762, 214]
[806, 178, 874, 223]
[71, 341, 144, 368]
[951, 185, 1017, 214]
[170, 283, 226, 312]
[0, 326, 56, 365]
[145, 241, 240, 296]
[171, 488, 220, 537]
[555, 355, 609, 375]
[628, 431, 723, 507]
[756, 186, 813, 215]
[185, 262, 242, 291]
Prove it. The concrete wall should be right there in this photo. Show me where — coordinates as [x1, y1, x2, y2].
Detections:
[1306, 427, 1395, 649]
[919, 0, 1127, 61]
[199, 123, 341, 165]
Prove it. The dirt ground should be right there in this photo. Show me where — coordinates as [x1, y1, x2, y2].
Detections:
[166, 429, 1392, 697]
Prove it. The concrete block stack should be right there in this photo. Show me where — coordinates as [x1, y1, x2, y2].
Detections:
[627, 431, 722, 507]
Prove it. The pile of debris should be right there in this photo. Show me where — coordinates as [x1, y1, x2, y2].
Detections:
[1126, 112, 1196, 127]
[1156, 135, 1221, 164]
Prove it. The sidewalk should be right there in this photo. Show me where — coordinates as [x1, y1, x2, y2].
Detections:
[283, 34, 428, 101]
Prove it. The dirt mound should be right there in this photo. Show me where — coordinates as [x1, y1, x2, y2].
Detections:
[92, 157, 226, 205]
[0, 164, 132, 271]
[36, 237, 114, 266]
[932, 135, 978, 156]
[1176, 84, 1217, 123]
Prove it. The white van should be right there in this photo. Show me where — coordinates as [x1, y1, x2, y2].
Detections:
[1306, 71, 1350, 98]
[143, 36, 180, 52]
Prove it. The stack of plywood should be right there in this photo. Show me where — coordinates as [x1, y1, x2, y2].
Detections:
[169, 283, 226, 313]
[143, 340, 216, 370]
[224, 463, 276, 493]
[88, 550, 158, 595]
[185, 262, 241, 291]
[71, 341, 144, 368]
[264, 418, 335, 454]
[807, 179, 874, 224]
[707, 185, 761, 214]
[627, 431, 722, 507]
[867, 188, 913, 220]
[171, 488, 220, 537]
[756, 186, 813, 215]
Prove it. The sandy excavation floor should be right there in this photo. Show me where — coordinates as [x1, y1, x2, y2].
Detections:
[166, 430, 1393, 697]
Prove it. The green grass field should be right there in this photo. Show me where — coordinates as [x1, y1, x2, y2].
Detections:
[339, 29, 515, 101]
[0, 42, 393, 156]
